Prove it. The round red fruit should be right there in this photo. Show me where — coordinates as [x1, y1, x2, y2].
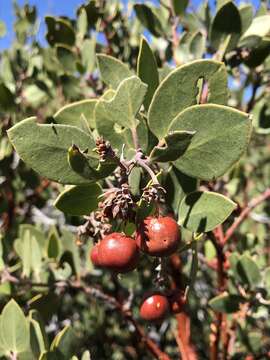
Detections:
[97, 233, 139, 273]
[136, 216, 180, 257]
[140, 294, 169, 321]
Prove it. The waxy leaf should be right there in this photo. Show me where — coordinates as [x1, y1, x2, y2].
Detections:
[45, 16, 75, 46]
[95, 76, 147, 130]
[81, 38, 96, 73]
[210, 1, 242, 52]
[209, 293, 244, 313]
[137, 36, 159, 111]
[172, 0, 189, 16]
[20, 229, 43, 277]
[0, 300, 30, 354]
[150, 130, 195, 162]
[97, 54, 132, 89]
[134, 4, 163, 37]
[239, 4, 253, 34]
[56, 45, 76, 73]
[0, 82, 15, 111]
[54, 183, 102, 216]
[169, 104, 251, 180]
[50, 325, 76, 358]
[165, 167, 197, 213]
[239, 15, 270, 48]
[236, 254, 262, 288]
[68, 145, 116, 181]
[7, 117, 97, 185]
[29, 318, 48, 357]
[179, 191, 237, 233]
[148, 60, 228, 140]
[54, 99, 97, 130]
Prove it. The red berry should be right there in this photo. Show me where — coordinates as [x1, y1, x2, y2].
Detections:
[90, 244, 100, 266]
[96, 233, 139, 273]
[136, 216, 180, 257]
[140, 294, 169, 321]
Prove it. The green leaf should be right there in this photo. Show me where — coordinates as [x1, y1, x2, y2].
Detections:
[19, 225, 47, 256]
[95, 75, 147, 130]
[29, 318, 48, 357]
[54, 99, 97, 130]
[47, 228, 61, 260]
[51, 262, 72, 281]
[68, 145, 116, 181]
[165, 166, 197, 214]
[172, 0, 189, 15]
[81, 38, 96, 73]
[239, 4, 253, 34]
[50, 326, 76, 359]
[45, 16, 75, 47]
[56, 45, 76, 73]
[169, 104, 251, 180]
[0, 299, 30, 354]
[150, 130, 195, 162]
[77, 8, 88, 40]
[77, 1, 99, 29]
[29, 310, 49, 352]
[23, 84, 48, 108]
[148, 60, 228, 140]
[244, 38, 270, 68]
[179, 191, 237, 233]
[239, 15, 270, 48]
[20, 229, 43, 277]
[210, 1, 242, 52]
[96, 54, 132, 89]
[137, 36, 159, 111]
[189, 31, 206, 59]
[7, 117, 98, 185]
[128, 167, 141, 196]
[134, 4, 163, 37]
[60, 229, 81, 275]
[0, 82, 15, 111]
[54, 183, 101, 216]
[236, 254, 262, 288]
[209, 293, 244, 313]
[81, 351, 91, 360]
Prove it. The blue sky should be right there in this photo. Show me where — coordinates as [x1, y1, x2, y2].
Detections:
[0, 0, 261, 50]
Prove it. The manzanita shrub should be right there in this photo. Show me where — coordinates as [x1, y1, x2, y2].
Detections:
[1, 0, 270, 359]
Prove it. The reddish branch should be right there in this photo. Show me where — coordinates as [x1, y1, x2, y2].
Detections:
[224, 187, 270, 243]
[208, 187, 270, 359]
[6, 275, 171, 360]
[170, 254, 198, 360]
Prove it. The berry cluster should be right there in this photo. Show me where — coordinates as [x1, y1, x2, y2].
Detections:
[90, 215, 181, 321]
[87, 138, 183, 321]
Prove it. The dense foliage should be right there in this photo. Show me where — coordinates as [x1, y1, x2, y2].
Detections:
[1, 0, 270, 359]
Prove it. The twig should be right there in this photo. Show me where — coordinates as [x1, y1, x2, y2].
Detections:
[135, 151, 159, 184]
[224, 188, 270, 243]
[5, 274, 171, 360]
[169, 254, 198, 359]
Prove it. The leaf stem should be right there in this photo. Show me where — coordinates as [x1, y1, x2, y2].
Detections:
[135, 151, 159, 185]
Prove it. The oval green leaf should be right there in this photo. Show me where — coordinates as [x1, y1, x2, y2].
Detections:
[54, 183, 101, 216]
[148, 60, 228, 140]
[7, 117, 97, 185]
[0, 299, 30, 354]
[169, 104, 251, 180]
[179, 191, 237, 233]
